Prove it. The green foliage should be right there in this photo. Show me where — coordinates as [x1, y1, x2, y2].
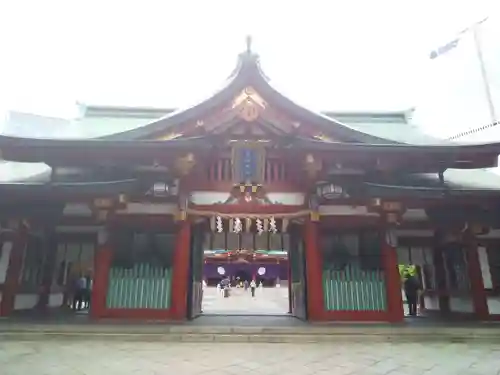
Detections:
[398, 264, 417, 280]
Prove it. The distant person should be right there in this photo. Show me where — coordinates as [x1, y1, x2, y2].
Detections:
[250, 279, 257, 297]
[221, 277, 231, 298]
[73, 274, 87, 311]
[244, 280, 249, 291]
[66, 272, 77, 309]
[84, 272, 92, 310]
[220, 277, 230, 296]
[403, 271, 421, 316]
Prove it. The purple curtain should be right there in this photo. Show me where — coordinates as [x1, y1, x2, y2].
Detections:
[203, 261, 288, 280]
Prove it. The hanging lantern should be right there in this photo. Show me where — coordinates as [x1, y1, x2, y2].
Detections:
[152, 182, 169, 196]
[317, 183, 344, 199]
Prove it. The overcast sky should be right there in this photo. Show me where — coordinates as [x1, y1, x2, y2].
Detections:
[0, 0, 493, 135]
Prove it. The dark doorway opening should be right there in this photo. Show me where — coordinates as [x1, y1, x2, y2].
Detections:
[188, 222, 295, 318]
[206, 277, 222, 287]
[234, 269, 252, 283]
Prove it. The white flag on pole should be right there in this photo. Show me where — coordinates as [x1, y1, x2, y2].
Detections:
[428, 17, 489, 60]
[429, 38, 461, 59]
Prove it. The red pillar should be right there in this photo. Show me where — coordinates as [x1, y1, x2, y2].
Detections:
[381, 229, 404, 322]
[171, 221, 191, 320]
[90, 229, 113, 319]
[0, 224, 27, 317]
[304, 218, 323, 320]
[463, 230, 489, 320]
[287, 259, 292, 314]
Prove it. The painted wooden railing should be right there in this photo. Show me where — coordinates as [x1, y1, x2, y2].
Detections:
[322, 266, 387, 311]
[106, 264, 172, 309]
[206, 158, 233, 182]
[264, 159, 288, 183]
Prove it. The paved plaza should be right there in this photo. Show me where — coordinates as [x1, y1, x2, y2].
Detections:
[1, 340, 499, 375]
[202, 286, 289, 315]
[2, 287, 499, 374]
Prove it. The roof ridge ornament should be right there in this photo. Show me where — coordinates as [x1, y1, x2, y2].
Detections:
[228, 35, 261, 79]
[240, 35, 258, 61]
[246, 35, 253, 54]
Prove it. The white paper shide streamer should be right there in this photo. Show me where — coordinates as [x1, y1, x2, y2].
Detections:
[256, 218, 264, 235]
[216, 216, 223, 233]
[269, 217, 277, 233]
[233, 217, 242, 233]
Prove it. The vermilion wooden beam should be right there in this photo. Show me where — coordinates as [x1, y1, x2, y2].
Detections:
[189, 204, 307, 215]
[381, 227, 404, 322]
[0, 226, 28, 317]
[463, 230, 489, 320]
[170, 221, 191, 320]
[304, 219, 323, 321]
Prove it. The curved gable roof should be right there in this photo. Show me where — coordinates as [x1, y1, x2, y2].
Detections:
[100, 40, 396, 144]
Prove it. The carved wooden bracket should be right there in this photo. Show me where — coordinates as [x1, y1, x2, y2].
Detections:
[175, 194, 189, 222]
[91, 195, 128, 223]
[310, 211, 320, 222]
[304, 154, 322, 179]
[174, 153, 196, 176]
[369, 198, 406, 225]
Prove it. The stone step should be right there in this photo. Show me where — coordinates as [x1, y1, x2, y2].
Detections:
[1, 324, 499, 343]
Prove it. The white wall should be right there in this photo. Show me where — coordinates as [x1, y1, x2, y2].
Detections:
[13, 293, 64, 310]
[487, 296, 500, 314]
[13, 294, 38, 310]
[48, 293, 64, 308]
[449, 297, 474, 313]
[423, 296, 440, 311]
[478, 246, 493, 288]
[0, 242, 13, 283]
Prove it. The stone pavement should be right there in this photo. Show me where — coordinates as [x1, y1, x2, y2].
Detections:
[202, 286, 289, 315]
[1, 340, 500, 375]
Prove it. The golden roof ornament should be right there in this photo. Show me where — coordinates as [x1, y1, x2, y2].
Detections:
[232, 86, 266, 122]
[239, 101, 259, 122]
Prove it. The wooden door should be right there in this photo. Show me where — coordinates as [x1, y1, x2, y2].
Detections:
[186, 224, 204, 319]
[289, 228, 308, 320]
